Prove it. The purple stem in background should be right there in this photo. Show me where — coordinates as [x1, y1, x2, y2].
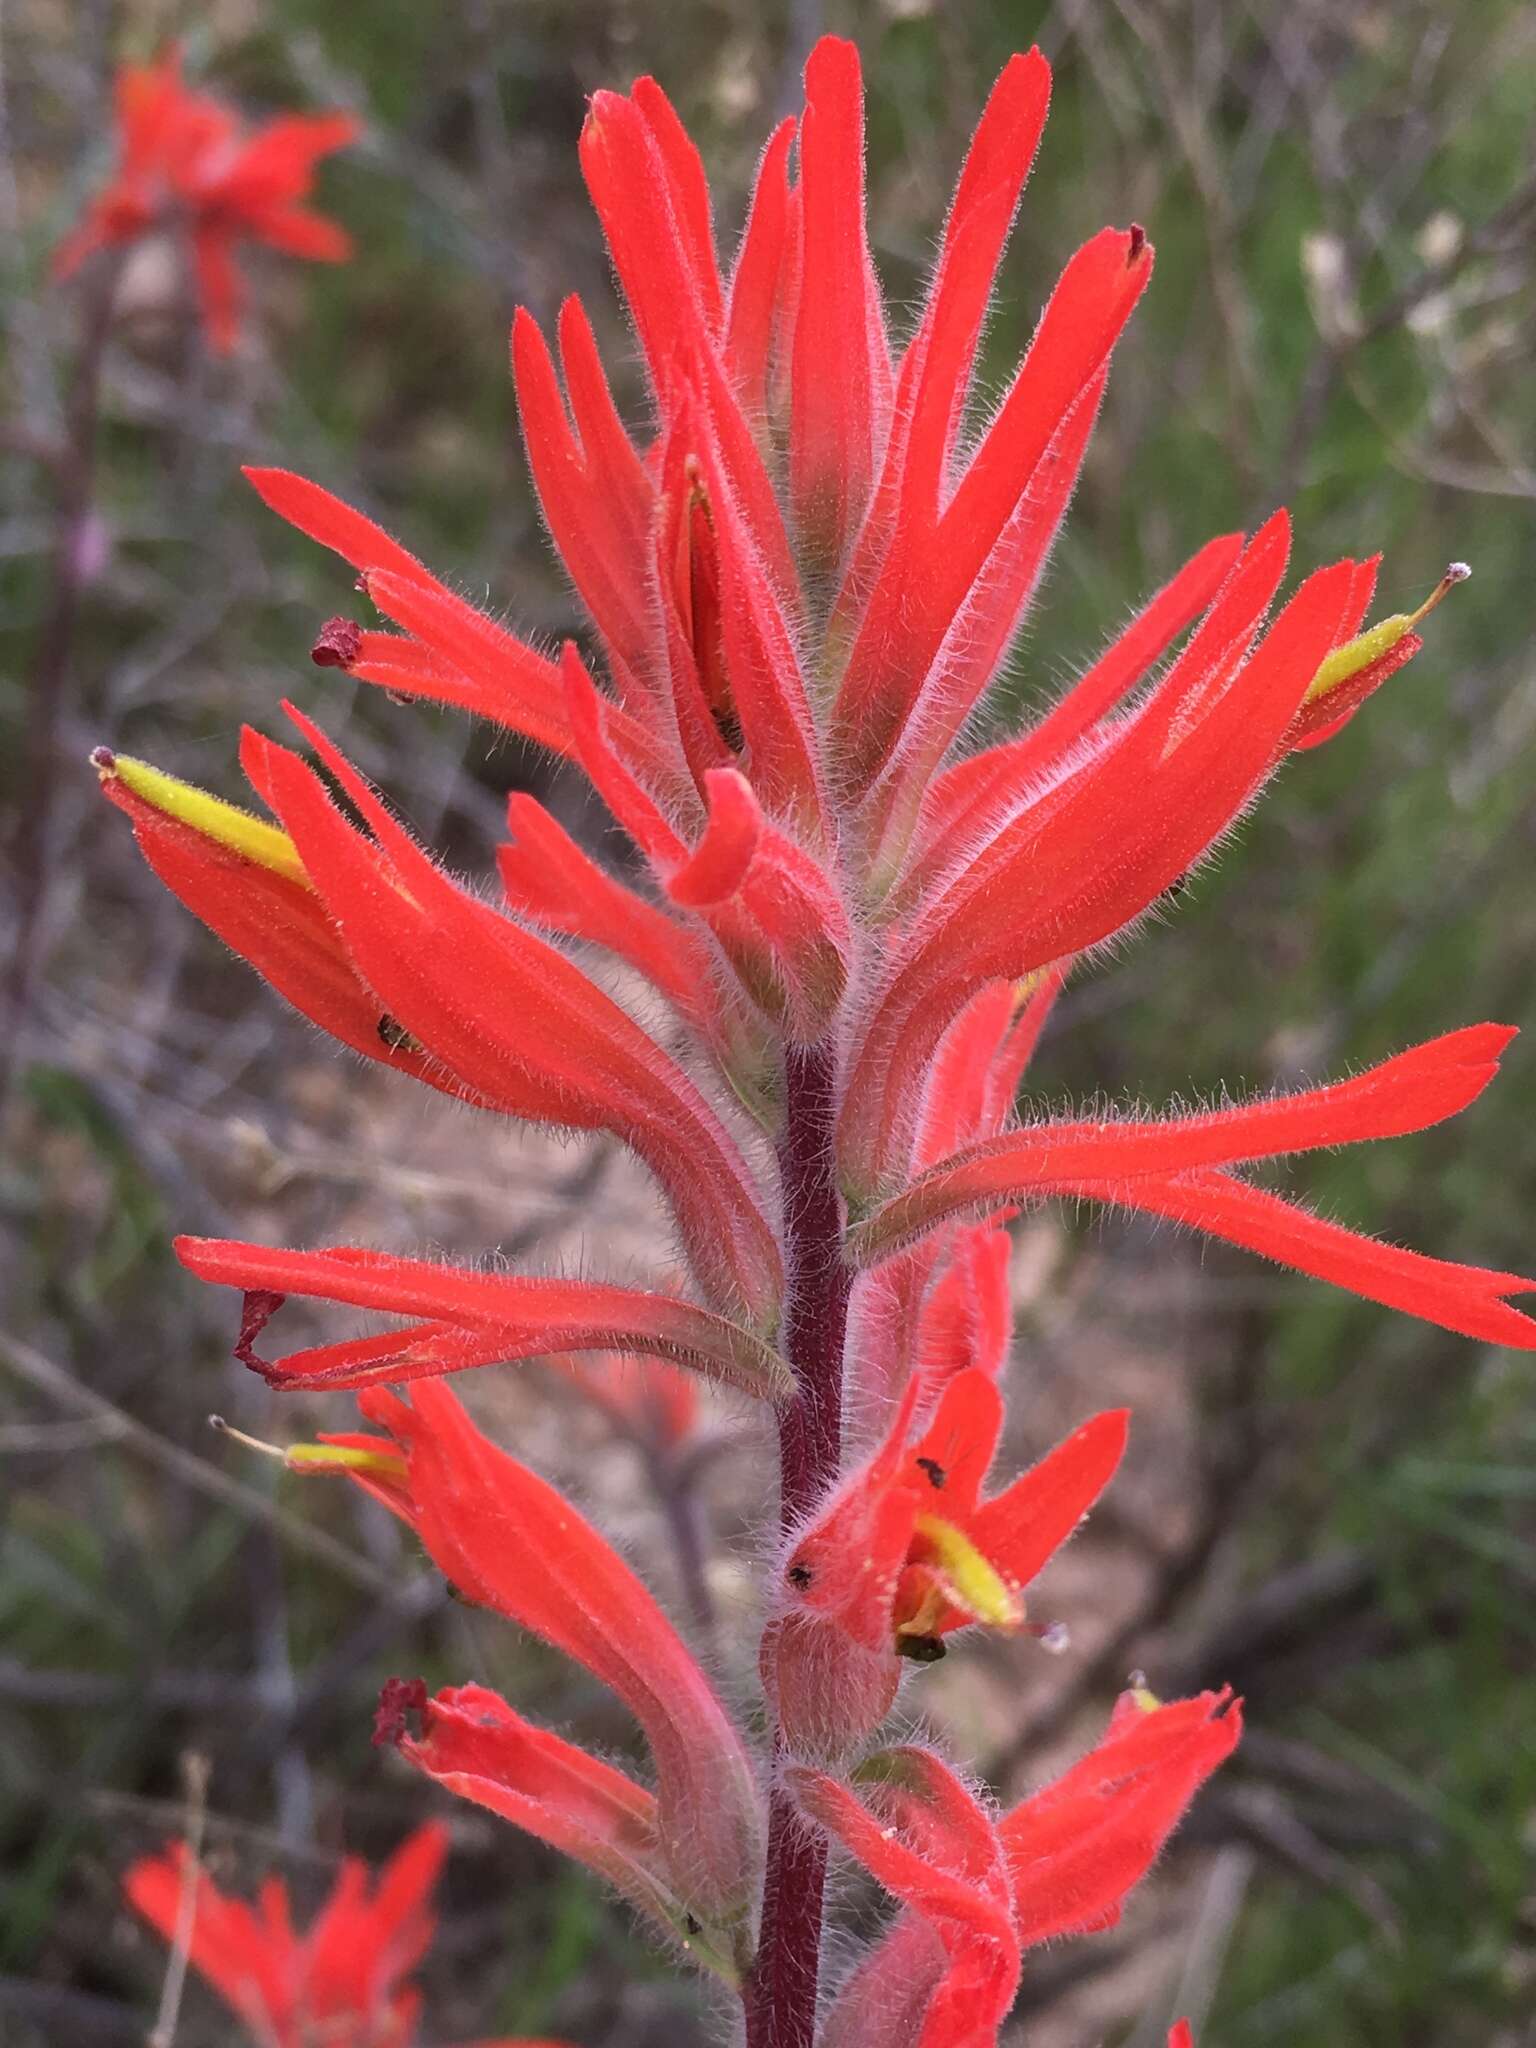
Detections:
[2, 248, 126, 1103]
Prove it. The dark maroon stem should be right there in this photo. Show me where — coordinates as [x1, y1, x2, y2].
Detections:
[746, 1041, 850, 2048]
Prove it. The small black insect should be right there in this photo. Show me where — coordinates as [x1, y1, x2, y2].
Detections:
[787, 1562, 814, 1588]
[915, 1456, 947, 1490]
[376, 1013, 422, 1054]
[895, 1633, 947, 1664]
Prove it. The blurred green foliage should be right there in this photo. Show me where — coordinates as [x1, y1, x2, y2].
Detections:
[2, 1, 1533, 2044]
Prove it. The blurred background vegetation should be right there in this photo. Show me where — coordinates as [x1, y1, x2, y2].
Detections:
[2, 0, 1534, 2043]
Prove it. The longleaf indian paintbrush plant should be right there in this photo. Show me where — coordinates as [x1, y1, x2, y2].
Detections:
[96, 34, 1531, 2048]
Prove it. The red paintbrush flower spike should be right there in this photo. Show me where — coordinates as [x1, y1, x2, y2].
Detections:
[1066, 1168, 1536, 1349]
[175, 1237, 792, 1402]
[764, 1370, 1123, 1755]
[124, 1823, 448, 2048]
[54, 49, 354, 352]
[725, 117, 797, 417]
[333, 1382, 762, 1949]
[96, 42, 1530, 2046]
[789, 38, 891, 572]
[1000, 1687, 1242, 1947]
[850, 1025, 1519, 1262]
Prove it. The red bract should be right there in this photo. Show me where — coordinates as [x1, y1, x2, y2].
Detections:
[53, 47, 355, 352]
[291, 1379, 762, 1968]
[848, 1025, 1536, 1348]
[792, 1751, 1019, 2048]
[95, 30, 1523, 2048]
[124, 1823, 559, 2047]
[798, 1688, 1239, 2047]
[174, 1238, 791, 1404]
[764, 1369, 1125, 1755]
[1000, 1686, 1242, 1946]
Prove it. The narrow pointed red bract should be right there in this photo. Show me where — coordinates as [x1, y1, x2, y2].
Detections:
[381, 1680, 685, 1946]
[511, 304, 654, 679]
[912, 530, 1246, 889]
[851, 1025, 1519, 1261]
[175, 1236, 792, 1400]
[894, 50, 1051, 523]
[790, 38, 889, 568]
[726, 118, 797, 417]
[831, 224, 1153, 798]
[497, 791, 733, 1050]
[1075, 1169, 1536, 1349]
[1001, 1688, 1242, 1946]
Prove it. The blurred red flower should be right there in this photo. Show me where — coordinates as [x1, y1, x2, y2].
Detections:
[125, 1822, 564, 2046]
[53, 46, 356, 351]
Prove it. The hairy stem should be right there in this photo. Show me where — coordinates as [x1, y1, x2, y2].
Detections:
[746, 1041, 850, 2048]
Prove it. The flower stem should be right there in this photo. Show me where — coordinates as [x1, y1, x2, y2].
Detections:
[746, 1040, 850, 2048]
[2, 249, 125, 1105]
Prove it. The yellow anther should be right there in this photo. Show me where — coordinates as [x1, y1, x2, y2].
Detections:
[1126, 1667, 1162, 1714]
[1303, 562, 1470, 708]
[94, 750, 310, 888]
[284, 1443, 408, 1481]
[910, 1513, 1023, 1632]
[209, 1415, 405, 1482]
